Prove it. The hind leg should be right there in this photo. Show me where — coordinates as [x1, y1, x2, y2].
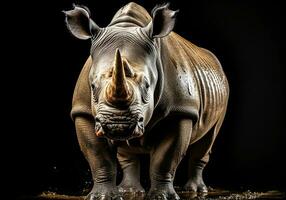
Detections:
[117, 148, 145, 193]
[184, 113, 226, 193]
[183, 131, 213, 193]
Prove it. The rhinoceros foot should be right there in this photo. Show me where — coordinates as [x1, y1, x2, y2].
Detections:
[85, 194, 123, 200]
[146, 183, 180, 200]
[183, 177, 208, 193]
[118, 182, 145, 193]
[85, 183, 124, 200]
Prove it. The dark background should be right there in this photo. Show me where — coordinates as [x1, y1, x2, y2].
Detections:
[7, 0, 285, 198]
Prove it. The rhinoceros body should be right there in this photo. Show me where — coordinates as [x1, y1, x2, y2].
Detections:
[65, 2, 228, 200]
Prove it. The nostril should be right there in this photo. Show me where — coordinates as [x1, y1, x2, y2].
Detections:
[138, 117, 144, 123]
[95, 117, 100, 123]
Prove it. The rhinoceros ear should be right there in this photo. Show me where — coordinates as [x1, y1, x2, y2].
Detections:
[63, 5, 100, 40]
[145, 3, 179, 38]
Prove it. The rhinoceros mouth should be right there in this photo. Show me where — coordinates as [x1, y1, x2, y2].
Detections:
[95, 114, 144, 141]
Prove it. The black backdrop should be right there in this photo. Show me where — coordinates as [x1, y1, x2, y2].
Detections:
[8, 0, 285, 198]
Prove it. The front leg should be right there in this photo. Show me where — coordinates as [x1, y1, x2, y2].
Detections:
[147, 118, 193, 200]
[75, 116, 123, 200]
[117, 148, 145, 193]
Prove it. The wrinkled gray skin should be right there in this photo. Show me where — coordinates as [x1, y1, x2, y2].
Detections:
[64, 2, 229, 200]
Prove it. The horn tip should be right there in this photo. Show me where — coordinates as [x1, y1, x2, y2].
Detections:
[115, 48, 120, 55]
[114, 48, 122, 64]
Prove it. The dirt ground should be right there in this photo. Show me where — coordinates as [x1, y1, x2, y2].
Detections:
[21, 188, 285, 200]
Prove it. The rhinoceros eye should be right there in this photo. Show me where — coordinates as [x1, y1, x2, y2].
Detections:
[140, 77, 150, 104]
[91, 83, 95, 90]
[145, 79, 150, 89]
[91, 82, 100, 103]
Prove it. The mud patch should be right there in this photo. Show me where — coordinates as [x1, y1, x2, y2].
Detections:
[21, 189, 285, 200]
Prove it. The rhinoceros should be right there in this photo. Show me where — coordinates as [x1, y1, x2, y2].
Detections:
[64, 2, 229, 200]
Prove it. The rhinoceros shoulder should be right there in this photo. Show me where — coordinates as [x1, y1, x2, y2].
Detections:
[70, 56, 93, 120]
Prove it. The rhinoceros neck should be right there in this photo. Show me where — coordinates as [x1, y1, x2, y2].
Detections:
[108, 2, 151, 27]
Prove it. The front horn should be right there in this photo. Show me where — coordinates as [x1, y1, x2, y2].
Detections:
[106, 49, 133, 106]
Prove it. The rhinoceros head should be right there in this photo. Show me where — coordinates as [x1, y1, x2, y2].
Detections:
[64, 3, 177, 140]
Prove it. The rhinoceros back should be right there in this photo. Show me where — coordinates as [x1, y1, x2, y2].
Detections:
[108, 2, 151, 27]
